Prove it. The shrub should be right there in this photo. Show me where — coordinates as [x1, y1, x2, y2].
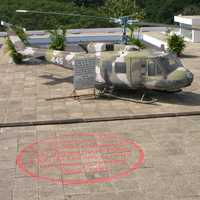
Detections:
[167, 34, 185, 56]
[128, 37, 145, 49]
[48, 28, 66, 51]
[128, 24, 145, 49]
[5, 38, 23, 64]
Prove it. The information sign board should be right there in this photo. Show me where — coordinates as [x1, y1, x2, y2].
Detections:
[73, 56, 96, 90]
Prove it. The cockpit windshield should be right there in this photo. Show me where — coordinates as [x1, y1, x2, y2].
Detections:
[146, 58, 162, 76]
[158, 54, 183, 74]
[146, 54, 182, 76]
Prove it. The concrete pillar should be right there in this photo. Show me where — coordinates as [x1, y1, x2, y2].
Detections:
[192, 30, 200, 43]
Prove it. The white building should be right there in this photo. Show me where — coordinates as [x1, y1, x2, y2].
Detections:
[174, 15, 200, 43]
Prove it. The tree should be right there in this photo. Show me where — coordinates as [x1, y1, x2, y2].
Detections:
[0, 0, 200, 30]
[143, 0, 200, 24]
[182, 4, 200, 15]
[128, 24, 139, 39]
[100, 0, 144, 18]
[167, 34, 185, 56]
[72, 0, 104, 6]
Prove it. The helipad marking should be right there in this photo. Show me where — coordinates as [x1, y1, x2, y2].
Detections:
[16, 133, 144, 185]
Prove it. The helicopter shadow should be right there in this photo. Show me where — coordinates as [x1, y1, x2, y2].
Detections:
[147, 90, 200, 106]
[40, 74, 73, 86]
[22, 57, 46, 65]
[39, 74, 200, 106]
[180, 54, 199, 59]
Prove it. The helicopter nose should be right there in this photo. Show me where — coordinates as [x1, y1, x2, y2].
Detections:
[167, 67, 193, 88]
[186, 70, 194, 84]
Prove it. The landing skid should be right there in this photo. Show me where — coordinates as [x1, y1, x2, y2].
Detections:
[153, 89, 183, 94]
[97, 88, 158, 104]
[46, 86, 158, 104]
[165, 89, 182, 93]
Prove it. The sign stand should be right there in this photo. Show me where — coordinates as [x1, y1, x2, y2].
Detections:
[72, 88, 96, 100]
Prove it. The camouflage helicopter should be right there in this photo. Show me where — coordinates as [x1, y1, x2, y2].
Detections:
[1, 14, 194, 97]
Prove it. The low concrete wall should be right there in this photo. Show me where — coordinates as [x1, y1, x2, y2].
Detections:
[28, 35, 122, 45]
[141, 27, 167, 32]
[193, 30, 200, 43]
[141, 33, 167, 50]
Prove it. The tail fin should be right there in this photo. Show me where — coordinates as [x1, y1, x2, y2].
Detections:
[1, 21, 26, 51]
[1, 21, 46, 59]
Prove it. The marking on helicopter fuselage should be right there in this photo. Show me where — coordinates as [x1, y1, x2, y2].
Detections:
[22, 47, 35, 55]
[115, 51, 128, 62]
[117, 73, 131, 86]
[96, 66, 105, 83]
[65, 53, 75, 62]
[95, 43, 105, 52]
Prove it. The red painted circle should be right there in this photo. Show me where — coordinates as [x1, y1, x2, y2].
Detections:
[16, 133, 144, 185]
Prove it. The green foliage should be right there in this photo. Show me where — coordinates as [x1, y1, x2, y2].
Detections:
[128, 24, 140, 38]
[48, 28, 66, 51]
[73, 0, 104, 6]
[128, 24, 145, 49]
[12, 25, 29, 45]
[0, 0, 112, 30]
[128, 37, 145, 49]
[0, 0, 199, 30]
[5, 38, 23, 64]
[143, 0, 200, 24]
[167, 34, 186, 56]
[101, 0, 144, 18]
[182, 4, 200, 15]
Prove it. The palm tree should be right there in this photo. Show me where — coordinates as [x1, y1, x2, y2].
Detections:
[48, 27, 66, 51]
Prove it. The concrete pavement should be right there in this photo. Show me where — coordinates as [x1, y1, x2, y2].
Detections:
[0, 116, 200, 200]
[0, 40, 200, 200]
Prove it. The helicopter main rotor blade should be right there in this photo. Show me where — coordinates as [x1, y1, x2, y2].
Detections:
[16, 10, 140, 25]
[16, 10, 116, 21]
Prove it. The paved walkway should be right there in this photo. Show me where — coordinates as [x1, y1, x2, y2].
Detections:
[0, 41, 200, 200]
[0, 116, 200, 200]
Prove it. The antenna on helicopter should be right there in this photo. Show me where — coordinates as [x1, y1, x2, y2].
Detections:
[16, 10, 139, 44]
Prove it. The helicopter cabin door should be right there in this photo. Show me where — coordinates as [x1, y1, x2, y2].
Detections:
[129, 58, 146, 88]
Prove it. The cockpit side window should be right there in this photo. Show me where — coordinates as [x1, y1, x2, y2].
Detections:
[115, 62, 126, 73]
[147, 60, 156, 76]
[159, 55, 179, 74]
[157, 64, 162, 75]
[146, 59, 162, 76]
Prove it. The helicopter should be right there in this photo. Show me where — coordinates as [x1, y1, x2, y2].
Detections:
[1, 14, 194, 95]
